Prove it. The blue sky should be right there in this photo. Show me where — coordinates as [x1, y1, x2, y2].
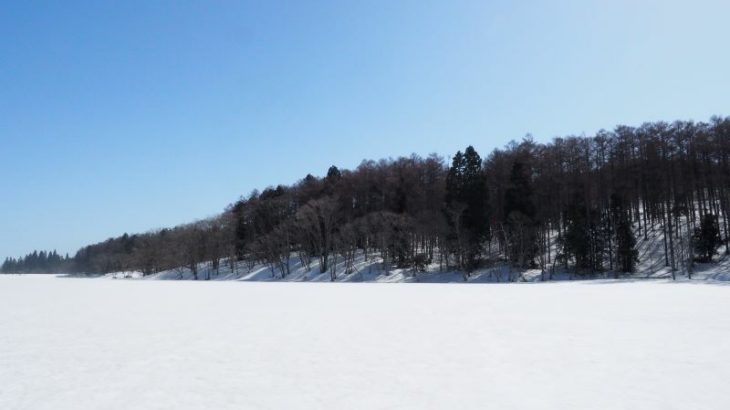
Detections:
[2, 0, 730, 258]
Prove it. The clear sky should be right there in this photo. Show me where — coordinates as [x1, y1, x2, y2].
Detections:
[2, 0, 730, 258]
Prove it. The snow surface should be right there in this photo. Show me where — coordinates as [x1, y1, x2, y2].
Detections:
[1, 274, 729, 409]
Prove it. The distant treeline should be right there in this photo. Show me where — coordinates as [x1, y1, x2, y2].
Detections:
[3, 116, 729, 279]
[1, 250, 72, 273]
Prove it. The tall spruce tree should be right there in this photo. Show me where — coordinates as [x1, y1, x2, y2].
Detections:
[445, 146, 489, 270]
[694, 213, 722, 262]
[503, 161, 537, 267]
[561, 194, 606, 273]
[611, 193, 638, 274]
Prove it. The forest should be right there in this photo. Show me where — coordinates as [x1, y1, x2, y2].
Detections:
[3, 116, 729, 280]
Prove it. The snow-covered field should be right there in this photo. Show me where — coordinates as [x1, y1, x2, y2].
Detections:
[1, 275, 728, 409]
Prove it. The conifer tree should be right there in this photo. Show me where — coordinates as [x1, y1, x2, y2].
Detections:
[504, 161, 537, 267]
[445, 146, 489, 271]
[611, 194, 638, 274]
[694, 213, 722, 262]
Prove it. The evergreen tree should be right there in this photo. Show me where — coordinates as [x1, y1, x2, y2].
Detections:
[561, 195, 605, 273]
[462, 146, 489, 242]
[611, 194, 638, 273]
[445, 146, 489, 270]
[326, 165, 341, 181]
[445, 151, 465, 205]
[1, 257, 14, 273]
[504, 161, 537, 267]
[693, 213, 722, 262]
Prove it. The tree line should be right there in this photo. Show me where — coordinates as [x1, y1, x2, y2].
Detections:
[1, 250, 72, 273]
[2, 116, 729, 280]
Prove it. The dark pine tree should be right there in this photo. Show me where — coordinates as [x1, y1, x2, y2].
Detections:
[611, 193, 638, 274]
[503, 161, 537, 267]
[561, 194, 605, 273]
[445, 146, 489, 271]
[693, 213, 722, 262]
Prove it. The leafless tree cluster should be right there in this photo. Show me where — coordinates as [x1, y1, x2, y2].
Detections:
[9, 116, 728, 280]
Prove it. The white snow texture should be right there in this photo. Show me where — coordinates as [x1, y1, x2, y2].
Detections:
[1, 274, 728, 409]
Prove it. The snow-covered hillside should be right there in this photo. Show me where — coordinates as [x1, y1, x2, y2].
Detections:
[98, 214, 730, 283]
[106, 240, 730, 284]
[1, 274, 729, 409]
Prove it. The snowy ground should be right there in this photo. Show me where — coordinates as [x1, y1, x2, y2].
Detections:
[1, 275, 729, 409]
[102, 219, 730, 283]
[110, 248, 730, 283]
